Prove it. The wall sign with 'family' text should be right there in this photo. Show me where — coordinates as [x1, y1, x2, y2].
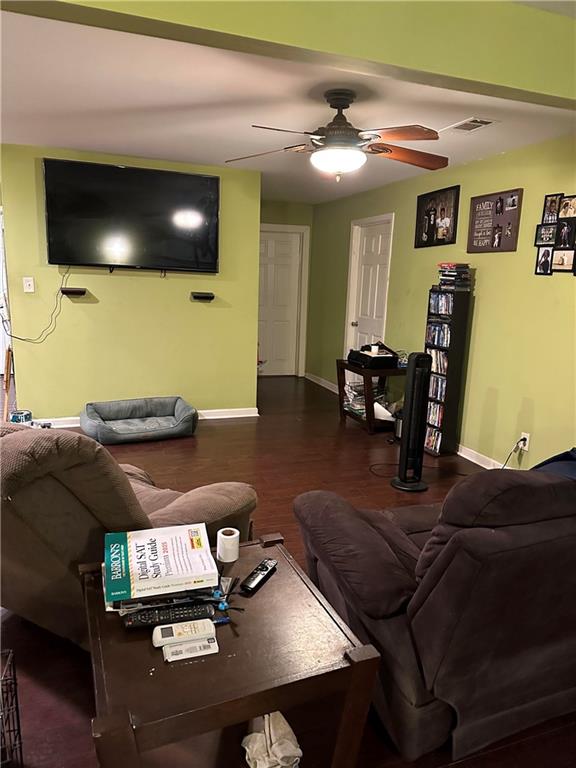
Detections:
[467, 188, 523, 253]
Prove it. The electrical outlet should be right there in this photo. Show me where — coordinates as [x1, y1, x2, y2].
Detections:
[23, 277, 35, 293]
[520, 432, 530, 452]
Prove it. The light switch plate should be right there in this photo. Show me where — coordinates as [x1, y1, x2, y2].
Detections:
[23, 277, 35, 293]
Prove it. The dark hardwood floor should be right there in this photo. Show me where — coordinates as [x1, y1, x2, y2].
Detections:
[2, 377, 574, 768]
[106, 376, 480, 567]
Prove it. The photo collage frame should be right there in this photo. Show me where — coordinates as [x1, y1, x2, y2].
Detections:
[467, 188, 523, 253]
[534, 193, 576, 276]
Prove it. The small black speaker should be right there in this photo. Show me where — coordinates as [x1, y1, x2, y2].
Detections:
[391, 352, 432, 492]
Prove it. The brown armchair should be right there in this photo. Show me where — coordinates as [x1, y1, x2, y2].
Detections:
[294, 468, 576, 760]
[0, 423, 256, 648]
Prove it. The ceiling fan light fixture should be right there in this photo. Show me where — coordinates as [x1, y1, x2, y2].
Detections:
[310, 147, 367, 176]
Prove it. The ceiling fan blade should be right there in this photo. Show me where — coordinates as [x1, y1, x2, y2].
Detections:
[252, 124, 323, 138]
[286, 144, 313, 153]
[367, 143, 448, 170]
[362, 125, 439, 141]
[225, 144, 308, 163]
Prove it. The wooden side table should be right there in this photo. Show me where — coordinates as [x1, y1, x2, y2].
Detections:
[336, 359, 407, 434]
[82, 535, 379, 768]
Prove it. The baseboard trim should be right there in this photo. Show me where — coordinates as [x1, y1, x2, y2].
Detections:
[305, 372, 338, 395]
[33, 417, 81, 428]
[457, 444, 501, 470]
[33, 408, 259, 427]
[198, 408, 259, 420]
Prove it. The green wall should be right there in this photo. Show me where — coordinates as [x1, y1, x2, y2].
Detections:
[307, 134, 576, 465]
[1, 145, 261, 418]
[52, 1, 576, 103]
[261, 200, 313, 228]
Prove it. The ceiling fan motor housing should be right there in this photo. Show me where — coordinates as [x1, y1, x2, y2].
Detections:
[312, 88, 370, 149]
[324, 88, 356, 111]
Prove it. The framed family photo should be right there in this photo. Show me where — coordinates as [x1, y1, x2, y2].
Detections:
[551, 249, 575, 273]
[559, 195, 576, 219]
[534, 224, 557, 247]
[534, 248, 553, 276]
[542, 193, 563, 224]
[414, 185, 460, 248]
[555, 218, 576, 250]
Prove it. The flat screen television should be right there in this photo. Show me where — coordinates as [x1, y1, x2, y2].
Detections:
[43, 159, 220, 273]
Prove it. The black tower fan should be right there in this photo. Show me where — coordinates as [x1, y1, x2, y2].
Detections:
[391, 352, 432, 492]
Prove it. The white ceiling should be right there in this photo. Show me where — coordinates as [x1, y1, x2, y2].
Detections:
[518, 1, 576, 18]
[2, 11, 575, 204]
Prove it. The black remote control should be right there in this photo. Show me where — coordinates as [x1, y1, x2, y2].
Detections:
[240, 559, 277, 595]
[123, 603, 215, 629]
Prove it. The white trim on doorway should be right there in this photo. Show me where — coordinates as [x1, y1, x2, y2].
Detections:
[343, 213, 394, 357]
[260, 223, 310, 377]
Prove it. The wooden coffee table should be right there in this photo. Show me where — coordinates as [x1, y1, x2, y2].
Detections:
[82, 534, 379, 768]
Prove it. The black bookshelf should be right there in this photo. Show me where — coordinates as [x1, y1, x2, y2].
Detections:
[424, 287, 471, 455]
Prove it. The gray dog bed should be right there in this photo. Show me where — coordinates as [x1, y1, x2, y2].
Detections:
[80, 396, 198, 445]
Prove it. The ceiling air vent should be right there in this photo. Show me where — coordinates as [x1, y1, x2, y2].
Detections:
[447, 117, 494, 133]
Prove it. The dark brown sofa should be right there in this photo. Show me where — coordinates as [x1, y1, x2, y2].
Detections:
[0, 423, 257, 648]
[294, 468, 576, 760]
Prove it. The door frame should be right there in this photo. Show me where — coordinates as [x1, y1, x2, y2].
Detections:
[0, 209, 10, 371]
[343, 213, 394, 356]
[259, 223, 310, 377]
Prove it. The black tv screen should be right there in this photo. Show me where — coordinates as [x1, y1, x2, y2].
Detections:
[43, 159, 219, 273]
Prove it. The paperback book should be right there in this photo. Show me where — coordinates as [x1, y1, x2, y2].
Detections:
[104, 523, 218, 603]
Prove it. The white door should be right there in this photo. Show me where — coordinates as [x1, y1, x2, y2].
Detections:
[259, 230, 302, 376]
[345, 215, 394, 353]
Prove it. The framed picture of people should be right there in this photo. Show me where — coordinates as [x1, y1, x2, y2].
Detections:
[541, 193, 563, 224]
[467, 188, 523, 253]
[534, 247, 553, 276]
[551, 249, 575, 273]
[414, 185, 460, 248]
[558, 195, 576, 219]
[534, 224, 557, 247]
[555, 218, 576, 250]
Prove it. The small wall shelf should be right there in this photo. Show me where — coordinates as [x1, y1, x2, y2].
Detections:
[60, 287, 87, 297]
[191, 292, 215, 302]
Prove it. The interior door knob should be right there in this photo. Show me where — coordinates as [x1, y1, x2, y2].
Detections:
[351, 321, 359, 327]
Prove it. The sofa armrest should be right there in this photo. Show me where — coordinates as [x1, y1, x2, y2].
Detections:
[119, 463, 156, 487]
[147, 482, 257, 544]
[294, 491, 418, 619]
[380, 503, 442, 551]
[381, 504, 441, 536]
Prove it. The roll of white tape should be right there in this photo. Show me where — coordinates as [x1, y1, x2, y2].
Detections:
[216, 527, 240, 563]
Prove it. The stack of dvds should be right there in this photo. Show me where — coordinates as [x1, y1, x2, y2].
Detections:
[429, 373, 447, 401]
[425, 426, 442, 454]
[437, 262, 472, 291]
[425, 322, 451, 347]
[427, 401, 444, 428]
[429, 291, 453, 315]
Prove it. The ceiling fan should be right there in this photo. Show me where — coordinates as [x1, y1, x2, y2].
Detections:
[225, 88, 448, 181]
